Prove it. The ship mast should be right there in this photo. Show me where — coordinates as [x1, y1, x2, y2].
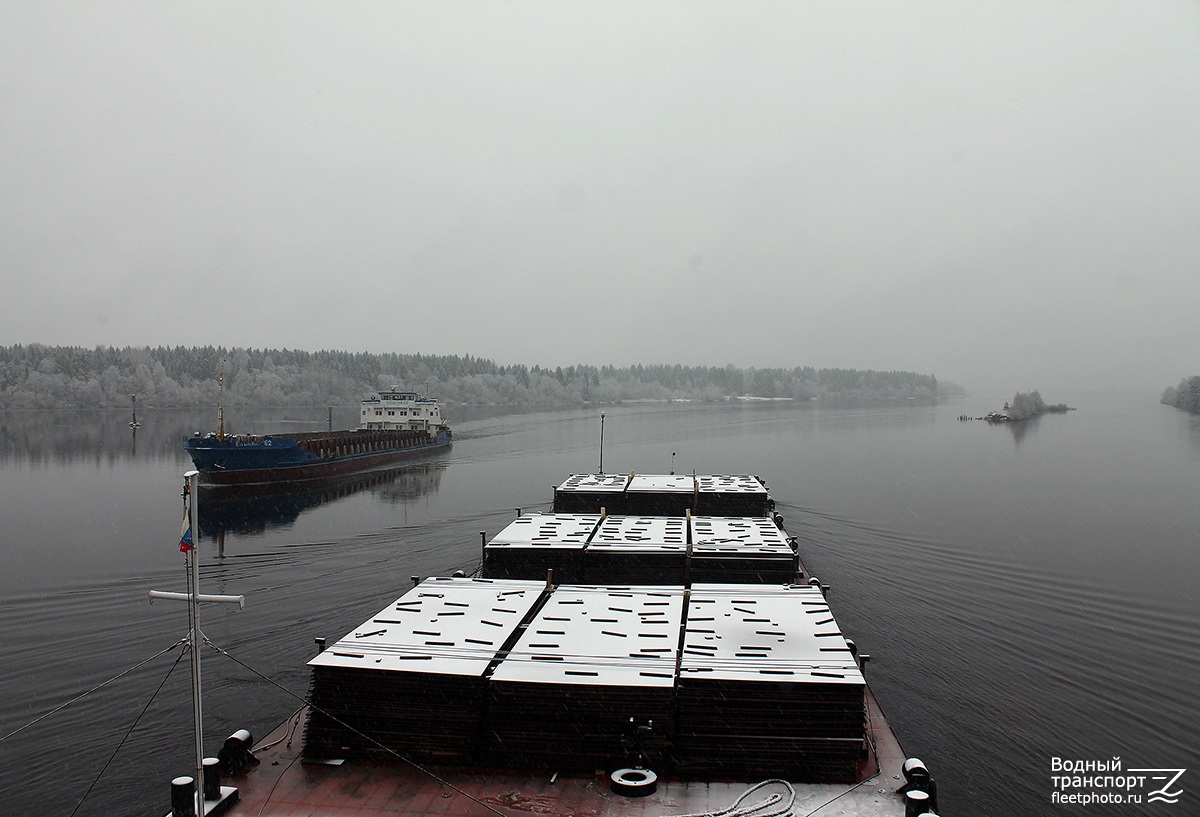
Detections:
[150, 471, 244, 815]
[216, 361, 225, 441]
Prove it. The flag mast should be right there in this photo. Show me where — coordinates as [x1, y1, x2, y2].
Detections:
[186, 471, 203, 809]
[216, 362, 226, 441]
[150, 470, 244, 815]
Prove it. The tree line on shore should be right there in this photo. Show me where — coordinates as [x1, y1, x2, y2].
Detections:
[1161, 377, 1200, 414]
[0, 344, 963, 409]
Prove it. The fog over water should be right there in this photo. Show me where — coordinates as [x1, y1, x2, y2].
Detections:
[1, 1, 1197, 396]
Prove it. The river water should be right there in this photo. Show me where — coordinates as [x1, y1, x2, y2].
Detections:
[1, 395, 1197, 816]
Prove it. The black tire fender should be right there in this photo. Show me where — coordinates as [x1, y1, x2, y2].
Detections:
[610, 767, 658, 797]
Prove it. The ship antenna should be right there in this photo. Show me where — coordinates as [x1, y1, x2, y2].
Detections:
[217, 361, 225, 441]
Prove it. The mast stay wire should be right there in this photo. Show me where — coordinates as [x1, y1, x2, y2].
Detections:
[0, 637, 188, 744]
[68, 646, 188, 817]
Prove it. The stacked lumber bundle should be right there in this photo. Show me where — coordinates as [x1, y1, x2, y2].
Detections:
[481, 513, 600, 584]
[584, 515, 688, 585]
[673, 584, 865, 781]
[482, 512, 797, 586]
[303, 577, 544, 762]
[302, 578, 865, 783]
[553, 473, 774, 517]
[485, 585, 684, 770]
[690, 516, 798, 583]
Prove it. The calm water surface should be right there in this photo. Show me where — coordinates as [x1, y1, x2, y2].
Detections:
[1, 395, 1197, 816]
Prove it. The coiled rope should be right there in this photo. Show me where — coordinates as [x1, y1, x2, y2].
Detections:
[661, 778, 798, 817]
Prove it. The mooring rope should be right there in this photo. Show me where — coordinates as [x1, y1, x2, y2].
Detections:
[661, 778, 798, 817]
[797, 778, 877, 816]
[250, 705, 305, 754]
[252, 751, 302, 817]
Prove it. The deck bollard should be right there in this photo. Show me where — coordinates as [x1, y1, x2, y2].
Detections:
[171, 776, 197, 817]
[902, 757, 938, 811]
[217, 729, 258, 775]
[903, 789, 930, 817]
[202, 756, 220, 800]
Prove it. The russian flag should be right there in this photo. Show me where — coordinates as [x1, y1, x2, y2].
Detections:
[179, 511, 195, 552]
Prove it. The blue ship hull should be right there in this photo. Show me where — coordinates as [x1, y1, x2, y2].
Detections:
[184, 428, 451, 490]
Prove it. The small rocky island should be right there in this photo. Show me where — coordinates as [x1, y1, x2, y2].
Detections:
[983, 390, 1071, 422]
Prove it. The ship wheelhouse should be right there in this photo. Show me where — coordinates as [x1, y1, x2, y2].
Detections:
[360, 388, 445, 433]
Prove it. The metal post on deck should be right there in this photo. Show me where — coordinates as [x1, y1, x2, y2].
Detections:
[187, 474, 203, 811]
[150, 470, 245, 816]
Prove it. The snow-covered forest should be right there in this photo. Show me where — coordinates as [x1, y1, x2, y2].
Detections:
[0, 344, 959, 409]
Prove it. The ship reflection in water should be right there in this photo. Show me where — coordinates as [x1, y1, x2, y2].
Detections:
[198, 461, 446, 538]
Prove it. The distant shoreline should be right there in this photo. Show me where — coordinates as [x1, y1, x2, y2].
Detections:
[0, 343, 961, 410]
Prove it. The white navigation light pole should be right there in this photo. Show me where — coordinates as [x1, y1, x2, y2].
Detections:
[599, 412, 605, 473]
[150, 470, 244, 815]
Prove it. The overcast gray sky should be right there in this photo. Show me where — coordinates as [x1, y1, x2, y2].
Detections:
[1, 1, 1196, 396]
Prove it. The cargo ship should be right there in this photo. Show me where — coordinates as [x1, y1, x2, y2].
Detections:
[162, 473, 940, 817]
[183, 388, 451, 491]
